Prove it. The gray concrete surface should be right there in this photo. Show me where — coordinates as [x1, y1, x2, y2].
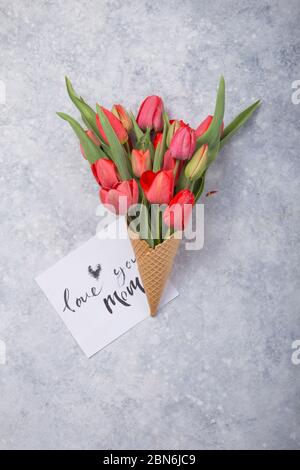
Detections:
[0, 0, 299, 450]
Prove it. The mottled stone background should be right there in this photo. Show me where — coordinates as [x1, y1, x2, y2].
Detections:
[0, 0, 299, 450]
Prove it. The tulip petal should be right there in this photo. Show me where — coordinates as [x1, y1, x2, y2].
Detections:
[95, 159, 119, 188]
[195, 115, 213, 138]
[163, 189, 194, 230]
[140, 170, 157, 193]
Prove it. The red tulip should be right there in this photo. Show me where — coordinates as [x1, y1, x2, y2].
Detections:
[96, 106, 128, 144]
[92, 158, 119, 188]
[195, 115, 224, 138]
[162, 149, 183, 184]
[169, 125, 196, 160]
[153, 132, 163, 149]
[100, 179, 139, 215]
[80, 130, 101, 159]
[140, 170, 174, 204]
[112, 104, 132, 132]
[137, 95, 164, 132]
[163, 189, 195, 231]
[131, 149, 151, 177]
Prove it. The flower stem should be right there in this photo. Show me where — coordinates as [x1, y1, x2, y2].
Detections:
[155, 206, 161, 245]
[189, 180, 195, 192]
[125, 142, 131, 156]
[173, 159, 180, 178]
[165, 227, 171, 239]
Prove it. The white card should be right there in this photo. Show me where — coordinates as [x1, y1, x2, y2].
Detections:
[36, 218, 178, 357]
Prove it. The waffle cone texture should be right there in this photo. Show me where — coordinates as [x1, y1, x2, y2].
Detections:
[128, 230, 181, 316]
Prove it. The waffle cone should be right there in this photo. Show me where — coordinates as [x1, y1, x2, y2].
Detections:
[129, 230, 180, 316]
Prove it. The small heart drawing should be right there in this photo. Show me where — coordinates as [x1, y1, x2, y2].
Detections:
[88, 264, 102, 280]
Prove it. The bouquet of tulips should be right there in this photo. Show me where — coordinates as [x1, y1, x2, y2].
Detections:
[58, 77, 260, 315]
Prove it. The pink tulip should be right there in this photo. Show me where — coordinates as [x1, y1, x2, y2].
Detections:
[80, 130, 101, 159]
[92, 158, 119, 188]
[100, 179, 139, 215]
[169, 125, 196, 160]
[131, 149, 151, 177]
[166, 120, 187, 146]
[195, 115, 224, 138]
[137, 95, 164, 131]
[96, 106, 128, 144]
[140, 170, 174, 204]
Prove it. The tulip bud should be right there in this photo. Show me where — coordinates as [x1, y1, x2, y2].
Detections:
[137, 95, 164, 131]
[185, 144, 208, 181]
[169, 125, 196, 160]
[131, 149, 151, 177]
[112, 104, 133, 133]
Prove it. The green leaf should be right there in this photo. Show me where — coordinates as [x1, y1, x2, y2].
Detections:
[207, 141, 221, 166]
[135, 128, 155, 162]
[80, 112, 92, 130]
[175, 166, 189, 192]
[57, 112, 107, 164]
[153, 112, 168, 171]
[220, 100, 261, 149]
[130, 112, 144, 140]
[164, 112, 170, 128]
[64, 76, 79, 106]
[101, 142, 113, 159]
[65, 77, 105, 144]
[194, 173, 206, 202]
[136, 127, 150, 150]
[196, 76, 225, 149]
[96, 105, 132, 180]
[140, 196, 154, 248]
